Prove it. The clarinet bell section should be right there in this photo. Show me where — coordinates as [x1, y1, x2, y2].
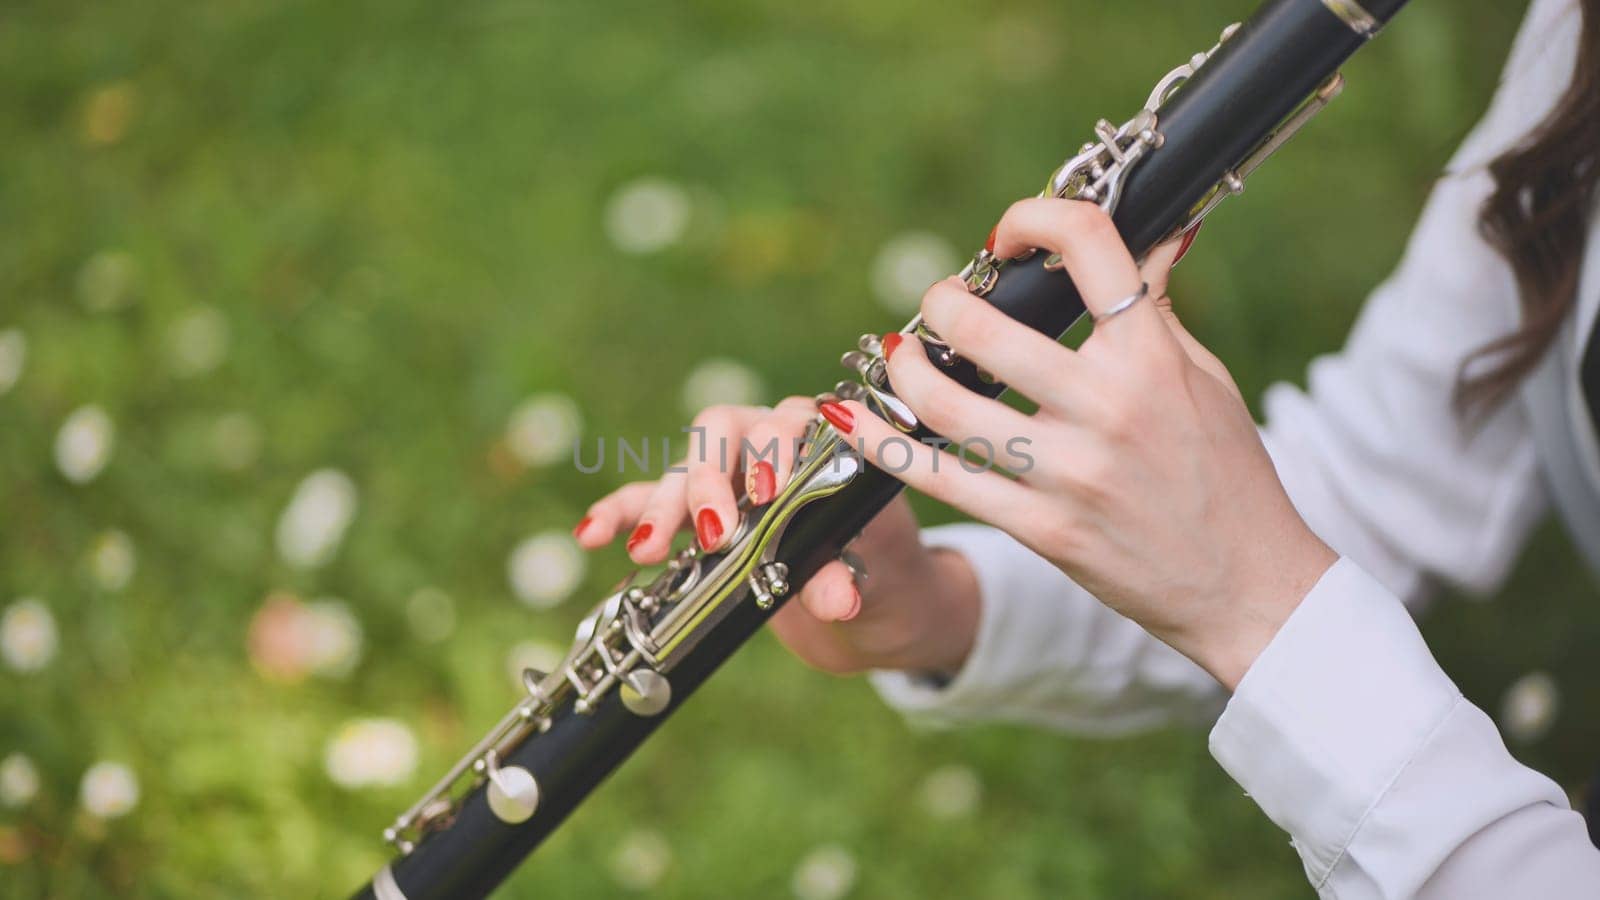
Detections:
[353, 1, 1408, 896]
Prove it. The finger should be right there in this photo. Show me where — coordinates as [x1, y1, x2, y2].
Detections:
[1136, 222, 1203, 298]
[833, 399, 1038, 533]
[627, 470, 690, 565]
[767, 603, 858, 674]
[795, 561, 862, 623]
[1139, 235, 1184, 302]
[911, 277, 1089, 414]
[882, 326, 1037, 453]
[1133, 232, 1243, 402]
[574, 482, 658, 548]
[1152, 297, 1245, 403]
[683, 405, 766, 551]
[741, 396, 819, 505]
[992, 197, 1170, 343]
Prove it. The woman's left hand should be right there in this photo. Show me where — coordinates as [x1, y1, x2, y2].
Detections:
[829, 198, 1336, 690]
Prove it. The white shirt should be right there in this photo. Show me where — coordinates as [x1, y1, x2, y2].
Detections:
[871, 0, 1600, 895]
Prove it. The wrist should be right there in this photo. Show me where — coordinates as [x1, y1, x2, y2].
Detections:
[866, 544, 979, 675]
[912, 546, 981, 674]
[1187, 536, 1337, 691]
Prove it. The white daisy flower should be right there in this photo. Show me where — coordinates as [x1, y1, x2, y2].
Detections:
[918, 764, 982, 821]
[0, 329, 25, 395]
[166, 306, 230, 377]
[870, 231, 958, 315]
[507, 532, 586, 609]
[304, 600, 363, 678]
[605, 177, 692, 254]
[210, 412, 262, 471]
[88, 530, 137, 592]
[505, 393, 583, 467]
[609, 827, 672, 891]
[791, 843, 857, 900]
[1, 599, 58, 673]
[506, 639, 567, 687]
[55, 405, 115, 484]
[79, 761, 138, 819]
[324, 719, 419, 789]
[276, 469, 358, 569]
[681, 357, 766, 417]
[1500, 671, 1560, 744]
[77, 250, 138, 312]
[0, 754, 40, 808]
[406, 587, 456, 644]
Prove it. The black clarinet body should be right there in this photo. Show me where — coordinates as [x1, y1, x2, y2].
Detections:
[353, 1, 1407, 896]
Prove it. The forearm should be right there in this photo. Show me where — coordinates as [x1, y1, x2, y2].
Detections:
[871, 523, 1225, 733]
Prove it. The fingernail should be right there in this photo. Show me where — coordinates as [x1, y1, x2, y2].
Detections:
[819, 401, 854, 434]
[695, 508, 724, 552]
[984, 225, 997, 254]
[840, 587, 862, 622]
[747, 461, 776, 505]
[626, 523, 653, 553]
[1173, 222, 1203, 267]
[572, 516, 594, 538]
[881, 332, 903, 362]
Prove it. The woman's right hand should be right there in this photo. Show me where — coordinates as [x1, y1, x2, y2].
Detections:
[572, 396, 981, 676]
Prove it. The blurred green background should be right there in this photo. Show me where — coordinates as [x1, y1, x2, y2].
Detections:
[3, 0, 1595, 897]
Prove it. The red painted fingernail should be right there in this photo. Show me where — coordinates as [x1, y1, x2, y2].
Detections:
[984, 225, 997, 254]
[748, 461, 776, 505]
[695, 508, 724, 552]
[1173, 222, 1203, 267]
[572, 516, 594, 538]
[881, 332, 903, 362]
[626, 523, 653, 553]
[819, 401, 854, 434]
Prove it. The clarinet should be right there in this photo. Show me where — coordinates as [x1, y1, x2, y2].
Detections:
[353, 1, 1406, 896]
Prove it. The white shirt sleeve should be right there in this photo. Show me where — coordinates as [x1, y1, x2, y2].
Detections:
[1209, 558, 1600, 897]
[871, 0, 1578, 733]
[1222, 0, 1581, 608]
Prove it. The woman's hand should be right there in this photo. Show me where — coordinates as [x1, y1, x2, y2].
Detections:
[827, 198, 1336, 690]
[573, 400, 980, 675]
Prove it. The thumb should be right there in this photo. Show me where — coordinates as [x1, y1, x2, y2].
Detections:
[794, 560, 862, 623]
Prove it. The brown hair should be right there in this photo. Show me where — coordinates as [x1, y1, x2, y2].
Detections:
[1456, 0, 1600, 417]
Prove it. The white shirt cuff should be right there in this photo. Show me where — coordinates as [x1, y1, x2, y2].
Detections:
[1208, 557, 1462, 886]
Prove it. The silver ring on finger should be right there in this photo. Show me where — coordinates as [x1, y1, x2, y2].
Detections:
[1093, 281, 1149, 324]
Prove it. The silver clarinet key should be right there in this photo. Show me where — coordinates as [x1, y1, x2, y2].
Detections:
[484, 754, 540, 825]
[620, 669, 672, 717]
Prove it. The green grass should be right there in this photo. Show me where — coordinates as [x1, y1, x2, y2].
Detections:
[3, 0, 1593, 897]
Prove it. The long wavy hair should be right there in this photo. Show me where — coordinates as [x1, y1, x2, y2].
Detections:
[1456, 0, 1600, 416]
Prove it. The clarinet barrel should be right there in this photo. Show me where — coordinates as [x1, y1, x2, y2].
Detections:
[352, 1, 1408, 897]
